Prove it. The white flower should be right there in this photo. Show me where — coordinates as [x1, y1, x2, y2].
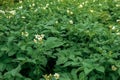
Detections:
[116, 32, 120, 35]
[9, 10, 16, 15]
[55, 21, 58, 24]
[22, 32, 29, 37]
[21, 32, 24, 36]
[99, 4, 102, 6]
[34, 39, 37, 43]
[34, 9, 38, 12]
[67, 9, 73, 15]
[35, 34, 41, 39]
[112, 26, 116, 30]
[32, 3, 35, 6]
[111, 65, 117, 71]
[46, 4, 49, 7]
[54, 73, 60, 79]
[90, 10, 94, 13]
[116, 29, 119, 32]
[35, 34, 45, 42]
[50, 2, 53, 4]
[116, 19, 120, 22]
[69, 20, 73, 24]
[82, 2, 85, 5]
[85, 1, 88, 4]
[67, 9, 70, 13]
[24, 32, 29, 37]
[18, 6, 23, 9]
[38, 37, 43, 41]
[19, 0, 22, 3]
[116, 4, 120, 7]
[41, 34, 45, 38]
[21, 16, 25, 19]
[0, 10, 5, 14]
[70, 11, 73, 15]
[42, 3, 49, 10]
[7, 16, 12, 19]
[79, 4, 83, 8]
[43, 7, 46, 10]
[93, 0, 96, 2]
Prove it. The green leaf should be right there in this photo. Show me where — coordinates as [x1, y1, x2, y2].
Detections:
[118, 68, 120, 76]
[8, 36, 15, 42]
[44, 37, 64, 50]
[71, 69, 78, 80]
[79, 72, 87, 80]
[0, 63, 6, 71]
[95, 66, 105, 73]
[11, 64, 21, 76]
[84, 67, 93, 75]
[89, 76, 97, 80]
[63, 61, 72, 67]
[83, 62, 93, 75]
[16, 57, 26, 61]
[16, 57, 36, 64]
[21, 45, 26, 50]
[0, 72, 2, 79]
[8, 50, 15, 56]
[56, 56, 68, 65]
[1, 46, 9, 52]
[110, 73, 118, 80]
[60, 73, 71, 80]
[4, 64, 21, 77]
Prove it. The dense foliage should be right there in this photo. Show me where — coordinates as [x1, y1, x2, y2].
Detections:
[0, 0, 120, 80]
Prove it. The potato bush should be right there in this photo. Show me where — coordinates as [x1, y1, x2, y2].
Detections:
[0, 0, 120, 80]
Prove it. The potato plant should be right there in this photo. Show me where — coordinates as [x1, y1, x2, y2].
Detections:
[0, 0, 120, 80]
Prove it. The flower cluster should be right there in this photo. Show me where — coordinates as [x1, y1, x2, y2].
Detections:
[34, 34, 44, 43]
[43, 73, 60, 80]
[7, 10, 16, 15]
[43, 74, 52, 80]
[109, 25, 120, 36]
[54, 73, 60, 79]
[67, 9, 73, 15]
[0, 10, 5, 14]
[111, 65, 117, 71]
[42, 4, 49, 10]
[21, 31, 29, 37]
